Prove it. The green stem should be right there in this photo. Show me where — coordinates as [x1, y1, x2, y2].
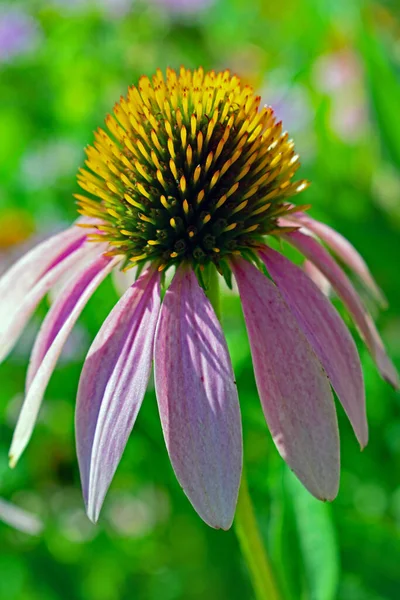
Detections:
[235, 471, 281, 600]
[205, 265, 281, 600]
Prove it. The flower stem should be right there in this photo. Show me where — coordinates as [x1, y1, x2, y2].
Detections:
[235, 471, 281, 600]
[205, 264, 281, 600]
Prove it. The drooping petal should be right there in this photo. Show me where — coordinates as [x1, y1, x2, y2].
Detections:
[290, 212, 387, 306]
[155, 267, 243, 530]
[0, 225, 97, 363]
[260, 246, 367, 448]
[232, 258, 340, 501]
[76, 267, 161, 523]
[303, 259, 331, 297]
[9, 254, 121, 468]
[286, 230, 399, 389]
[0, 498, 43, 535]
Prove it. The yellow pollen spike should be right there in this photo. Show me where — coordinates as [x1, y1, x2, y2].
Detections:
[106, 181, 119, 194]
[170, 217, 177, 228]
[227, 182, 239, 198]
[251, 203, 271, 216]
[242, 185, 259, 200]
[124, 193, 143, 210]
[193, 165, 201, 184]
[170, 159, 178, 180]
[191, 114, 197, 137]
[151, 150, 162, 170]
[183, 199, 190, 215]
[137, 140, 150, 162]
[120, 173, 133, 188]
[176, 108, 183, 129]
[181, 126, 187, 149]
[137, 183, 151, 199]
[170, 251, 179, 258]
[215, 194, 227, 209]
[223, 222, 237, 232]
[186, 145, 193, 168]
[242, 224, 259, 234]
[180, 176, 187, 193]
[209, 170, 220, 190]
[196, 189, 205, 205]
[160, 195, 170, 209]
[167, 138, 176, 159]
[197, 131, 203, 155]
[165, 120, 174, 139]
[157, 169, 167, 188]
[202, 214, 211, 225]
[231, 200, 248, 214]
[151, 130, 163, 153]
[205, 152, 213, 173]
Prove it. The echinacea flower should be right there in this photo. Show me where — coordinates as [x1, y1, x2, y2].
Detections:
[2, 68, 398, 530]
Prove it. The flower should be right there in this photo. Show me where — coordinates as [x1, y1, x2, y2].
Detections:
[1, 68, 398, 530]
[0, 7, 41, 64]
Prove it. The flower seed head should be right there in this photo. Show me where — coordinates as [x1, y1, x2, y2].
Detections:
[76, 67, 309, 272]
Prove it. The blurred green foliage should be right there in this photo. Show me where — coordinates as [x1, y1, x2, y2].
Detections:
[0, 0, 399, 598]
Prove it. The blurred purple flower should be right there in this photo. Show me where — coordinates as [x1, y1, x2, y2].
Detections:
[0, 7, 41, 64]
[313, 50, 368, 143]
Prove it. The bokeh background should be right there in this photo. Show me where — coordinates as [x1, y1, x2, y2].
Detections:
[1, 0, 400, 598]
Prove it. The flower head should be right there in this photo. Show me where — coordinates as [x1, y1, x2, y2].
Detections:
[1, 68, 398, 530]
[76, 67, 308, 277]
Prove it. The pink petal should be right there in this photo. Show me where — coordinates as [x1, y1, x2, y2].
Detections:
[0, 225, 96, 363]
[303, 260, 331, 297]
[232, 258, 340, 501]
[154, 267, 242, 530]
[76, 267, 161, 523]
[9, 254, 121, 468]
[286, 231, 399, 389]
[260, 246, 367, 448]
[290, 212, 387, 306]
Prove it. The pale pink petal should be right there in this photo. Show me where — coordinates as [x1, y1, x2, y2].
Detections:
[303, 259, 331, 296]
[232, 258, 340, 501]
[0, 225, 98, 363]
[9, 254, 121, 468]
[155, 267, 242, 530]
[76, 267, 161, 523]
[0, 498, 43, 535]
[286, 231, 399, 389]
[260, 246, 367, 448]
[290, 212, 387, 306]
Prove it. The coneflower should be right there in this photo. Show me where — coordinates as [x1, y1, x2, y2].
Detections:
[2, 67, 397, 531]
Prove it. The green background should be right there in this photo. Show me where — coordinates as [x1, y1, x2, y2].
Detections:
[0, 0, 399, 598]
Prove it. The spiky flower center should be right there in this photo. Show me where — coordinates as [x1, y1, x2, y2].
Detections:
[76, 67, 308, 272]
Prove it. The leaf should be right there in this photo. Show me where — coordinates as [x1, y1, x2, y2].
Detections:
[361, 15, 400, 169]
[285, 468, 340, 600]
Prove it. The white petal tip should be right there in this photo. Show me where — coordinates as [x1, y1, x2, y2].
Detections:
[204, 513, 234, 531]
[86, 505, 99, 525]
[383, 372, 400, 391]
[9, 455, 17, 469]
